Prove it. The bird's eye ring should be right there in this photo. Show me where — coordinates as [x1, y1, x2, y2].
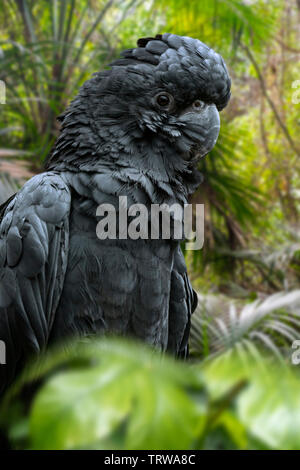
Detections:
[155, 92, 174, 110]
[193, 100, 205, 110]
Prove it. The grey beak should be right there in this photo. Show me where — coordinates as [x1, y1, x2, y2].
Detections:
[179, 103, 220, 160]
[196, 103, 220, 158]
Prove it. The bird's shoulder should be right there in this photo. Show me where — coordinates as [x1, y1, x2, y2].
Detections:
[0, 172, 71, 278]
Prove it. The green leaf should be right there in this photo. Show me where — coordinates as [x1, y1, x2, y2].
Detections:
[28, 339, 206, 450]
[213, 410, 248, 449]
[238, 365, 300, 450]
[200, 352, 300, 450]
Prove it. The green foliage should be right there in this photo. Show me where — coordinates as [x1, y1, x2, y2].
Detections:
[190, 290, 300, 359]
[190, 121, 264, 277]
[0, 0, 155, 164]
[202, 351, 300, 450]
[1, 337, 300, 450]
[157, 0, 275, 53]
[0, 339, 206, 450]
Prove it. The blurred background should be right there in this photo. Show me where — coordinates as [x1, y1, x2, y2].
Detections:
[1, 0, 300, 451]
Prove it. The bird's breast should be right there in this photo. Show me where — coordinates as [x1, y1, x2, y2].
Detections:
[50, 198, 176, 350]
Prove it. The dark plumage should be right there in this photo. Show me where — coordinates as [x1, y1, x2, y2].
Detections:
[0, 33, 231, 393]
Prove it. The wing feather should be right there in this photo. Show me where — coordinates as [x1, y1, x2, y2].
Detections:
[168, 245, 197, 358]
[0, 172, 71, 393]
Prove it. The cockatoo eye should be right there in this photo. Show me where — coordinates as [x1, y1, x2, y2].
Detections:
[193, 100, 206, 110]
[155, 92, 174, 110]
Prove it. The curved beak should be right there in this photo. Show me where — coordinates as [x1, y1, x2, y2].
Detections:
[179, 103, 220, 161]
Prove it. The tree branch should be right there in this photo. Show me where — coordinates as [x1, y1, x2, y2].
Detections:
[241, 43, 300, 158]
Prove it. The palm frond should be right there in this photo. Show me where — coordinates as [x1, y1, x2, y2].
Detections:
[190, 290, 300, 359]
[157, 0, 276, 53]
[0, 0, 143, 164]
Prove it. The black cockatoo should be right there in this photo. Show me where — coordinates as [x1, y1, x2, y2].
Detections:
[0, 33, 231, 393]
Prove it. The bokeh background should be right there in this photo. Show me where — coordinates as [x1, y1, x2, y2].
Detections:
[1, 0, 300, 450]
